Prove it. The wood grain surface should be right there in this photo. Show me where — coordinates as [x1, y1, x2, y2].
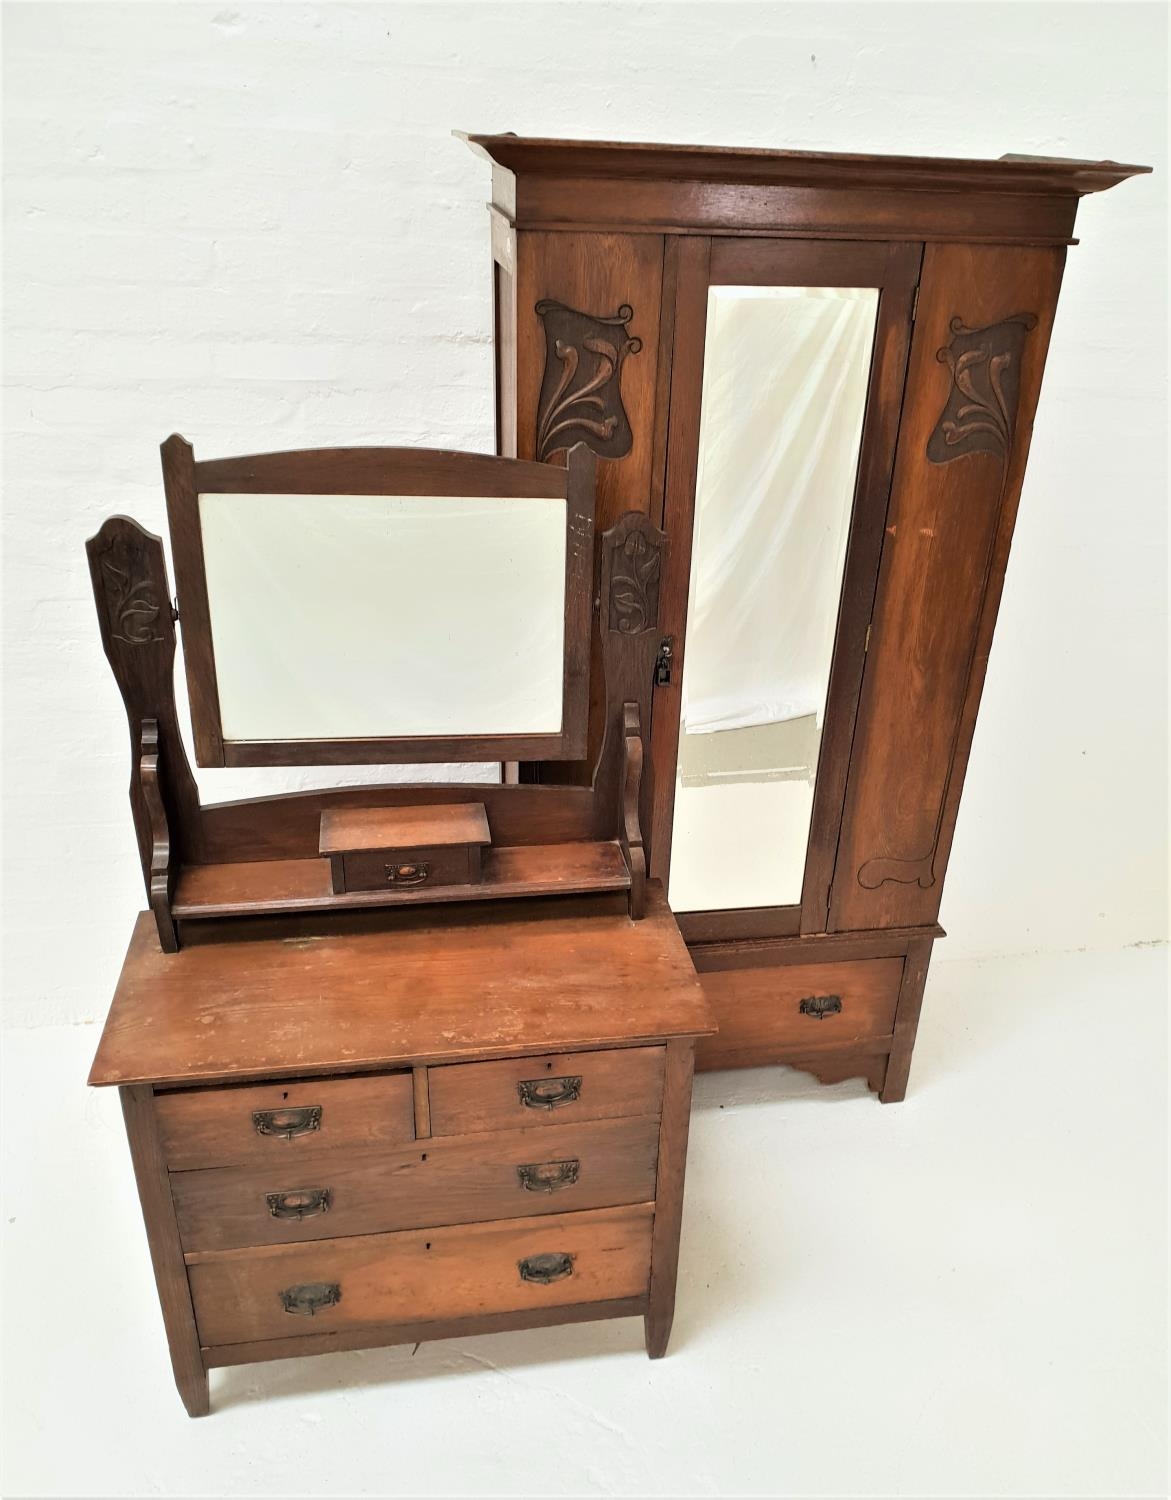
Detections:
[90, 882, 712, 1088]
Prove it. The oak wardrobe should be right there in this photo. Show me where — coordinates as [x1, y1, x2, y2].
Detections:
[464, 135, 1148, 1100]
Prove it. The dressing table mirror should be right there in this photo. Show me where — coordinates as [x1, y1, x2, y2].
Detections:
[86, 437, 713, 1414]
[87, 437, 674, 949]
[465, 133, 1149, 1100]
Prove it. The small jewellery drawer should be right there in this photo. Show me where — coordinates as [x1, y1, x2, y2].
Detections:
[187, 1203, 654, 1347]
[172, 1115, 662, 1252]
[340, 845, 475, 893]
[696, 957, 904, 1068]
[427, 1046, 665, 1136]
[156, 1072, 415, 1171]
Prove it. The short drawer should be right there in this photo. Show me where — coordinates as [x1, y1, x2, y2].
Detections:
[156, 1072, 415, 1171]
[428, 1046, 664, 1136]
[188, 1203, 654, 1347]
[695, 957, 904, 1070]
[340, 845, 476, 893]
[172, 1114, 661, 1252]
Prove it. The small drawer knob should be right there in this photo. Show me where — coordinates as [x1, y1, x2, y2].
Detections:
[385, 861, 430, 886]
[266, 1187, 332, 1220]
[517, 1158, 580, 1193]
[798, 994, 843, 1020]
[518, 1252, 575, 1285]
[517, 1075, 582, 1110]
[279, 1281, 341, 1316]
[252, 1105, 322, 1139]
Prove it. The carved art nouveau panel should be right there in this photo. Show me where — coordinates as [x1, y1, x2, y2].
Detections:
[515, 231, 664, 531]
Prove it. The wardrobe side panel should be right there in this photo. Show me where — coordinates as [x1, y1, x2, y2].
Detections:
[515, 232, 665, 528]
[829, 242, 1066, 932]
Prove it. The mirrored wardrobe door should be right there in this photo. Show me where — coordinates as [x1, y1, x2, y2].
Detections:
[650, 239, 921, 940]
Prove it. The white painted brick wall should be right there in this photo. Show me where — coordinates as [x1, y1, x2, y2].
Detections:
[3, 2, 1166, 1027]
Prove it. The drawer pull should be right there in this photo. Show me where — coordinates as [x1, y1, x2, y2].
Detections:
[799, 994, 842, 1020]
[266, 1187, 332, 1220]
[385, 861, 430, 886]
[517, 1075, 582, 1110]
[518, 1252, 575, 1285]
[279, 1281, 341, 1316]
[517, 1158, 580, 1193]
[251, 1105, 322, 1139]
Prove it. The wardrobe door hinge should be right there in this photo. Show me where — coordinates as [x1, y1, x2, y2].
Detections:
[911, 284, 920, 322]
[864, 623, 872, 653]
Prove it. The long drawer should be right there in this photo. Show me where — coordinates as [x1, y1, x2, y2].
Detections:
[156, 1072, 415, 1170]
[172, 1115, 661, 1251]
[188, 1203, 654, 1347]
[694, 957, 904, 1070]
[428, 1046, 664, 1136]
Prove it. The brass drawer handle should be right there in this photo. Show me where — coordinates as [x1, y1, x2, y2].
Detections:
[385, 861, 430, 886]
[799, 994, 843, 1020]
[517, 1075, 582, 1110]
[517, 1158, 580, 1193]
[252, 1105, 322, 1139]
[518, 1252, 575, 1285]
[266, 1187, 332, 1220]
[279, 1281, 341, 1316]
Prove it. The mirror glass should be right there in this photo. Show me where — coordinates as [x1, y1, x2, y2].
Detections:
[668, 284, 879, 912]
[199, 493, 567, 742]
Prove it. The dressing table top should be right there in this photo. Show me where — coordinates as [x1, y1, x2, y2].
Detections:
[89, 883, 711, 1090]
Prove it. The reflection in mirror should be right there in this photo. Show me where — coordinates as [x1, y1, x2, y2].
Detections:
[668, 285, 878, 913]
[199, 493, 567, 743]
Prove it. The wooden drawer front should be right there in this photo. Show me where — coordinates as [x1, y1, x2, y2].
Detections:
[428, 1047, 664, 1136]
[189, 1203, 653, 1347]
[695, 957, 904, 1070]
[157, 1073, 414, 1171]
[340, 845, 474, 893]
[172, 1115, 661, 1252]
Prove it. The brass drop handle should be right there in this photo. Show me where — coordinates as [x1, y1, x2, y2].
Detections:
[518, 1252, 575, 1285]
[517, 1159, 580, 1193]
[266, 1187, 332, 1220]
[799, 994, 843, 1020]
[279, 1282, 341, 1316]
[517, 1076, 582, 1110]
[252, 1105, 322, 1139]
[385, 861, 430, 886]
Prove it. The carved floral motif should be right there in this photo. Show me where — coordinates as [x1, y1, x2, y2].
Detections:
[535, 300, 642, 461]
[99, 536, 165, 646]
[926, 313, 1038, 466]
[608, 528, 662, 635]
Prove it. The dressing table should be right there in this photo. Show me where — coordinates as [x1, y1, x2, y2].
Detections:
[86, 441, 713, 1416]
[465, 134, 1149, 1098]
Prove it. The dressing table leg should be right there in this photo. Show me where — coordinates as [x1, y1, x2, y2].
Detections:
[880, 936, 934, 1104]
[120, 1085, 210, 1417]
[644, 1038, 695, 1358]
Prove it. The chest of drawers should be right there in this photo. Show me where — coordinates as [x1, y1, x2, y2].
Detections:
[90, 886, 712, 1416]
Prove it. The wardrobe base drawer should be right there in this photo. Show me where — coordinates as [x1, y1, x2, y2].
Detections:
[173, 1114, 661, 1251]
[188, 1203, 654, 1347]
[694, 957, 903, 1070]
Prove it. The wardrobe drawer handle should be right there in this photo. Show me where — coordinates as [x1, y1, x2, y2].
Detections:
[279, 1281, 341, 1316]
[266, 1187, 332, 1220]
[385, 861, 430, 886]
[518, 1252, 575, 1285]
[798, 994, 842, 1020]
[517, 1158, 580, 1193]
[517, 1076, 582, 1110]
[251, 1105, 322, 1139]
